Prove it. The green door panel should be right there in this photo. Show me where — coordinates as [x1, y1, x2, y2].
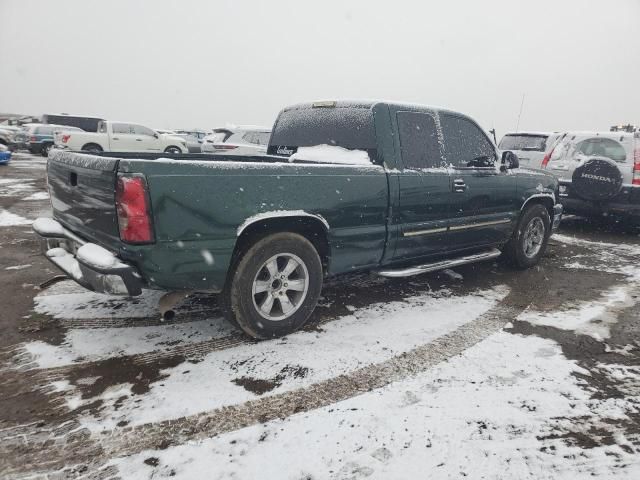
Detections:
[448, 168, 516, 248]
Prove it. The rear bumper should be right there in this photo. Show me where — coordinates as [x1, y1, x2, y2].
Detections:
[33, 218, 143, 296]
[558, 182, 640, 219]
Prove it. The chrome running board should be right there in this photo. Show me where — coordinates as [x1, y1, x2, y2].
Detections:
[377, 248, 502, 278]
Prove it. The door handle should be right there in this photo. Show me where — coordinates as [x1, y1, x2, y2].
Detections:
[136, 138, 143, 141]
[112, 137, 119, 140]
[453, 179, 466, 193]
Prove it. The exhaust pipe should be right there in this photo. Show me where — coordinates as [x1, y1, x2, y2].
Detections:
[158, 290, 192, 321]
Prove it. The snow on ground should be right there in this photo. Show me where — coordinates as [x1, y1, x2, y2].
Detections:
[23, 191, 49, 201]
[111, 330, 640, 480]
[69, 286, 507, 431]
[0, 209, 32, 226]
[0, 177, 36, 197]
[517, 284, 638, 340]
[34, 282, 167, 319]
[21, 319, 231, 369]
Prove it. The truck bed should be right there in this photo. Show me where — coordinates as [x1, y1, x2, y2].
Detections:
[46, 149, 390, 292]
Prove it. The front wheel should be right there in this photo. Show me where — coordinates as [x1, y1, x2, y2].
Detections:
[164, 146, 182, 154]
[503, 204, 551, 269]
[223, 232, 323, 339]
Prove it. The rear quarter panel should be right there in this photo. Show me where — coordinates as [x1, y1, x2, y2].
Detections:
[119, 159, 389, 292]
[516, 168, 558, 212]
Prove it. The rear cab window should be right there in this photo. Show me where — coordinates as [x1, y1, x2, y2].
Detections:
[112, 123, 134, 135]
[268, 104, 378, 163]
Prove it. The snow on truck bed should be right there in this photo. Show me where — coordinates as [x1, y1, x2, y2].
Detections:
[289, 144, 372, 165]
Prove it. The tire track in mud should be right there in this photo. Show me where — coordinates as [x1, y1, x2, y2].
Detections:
[1, 300, 523, 477]
[5, 234, 638, 476]
[103, 301, 521, 457]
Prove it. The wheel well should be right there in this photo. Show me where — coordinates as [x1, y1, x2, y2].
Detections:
[523, 196, 555, 221]
[81, 143, 102, 151]
[165, 146, 181, 152]
[231, 216, 330, 276]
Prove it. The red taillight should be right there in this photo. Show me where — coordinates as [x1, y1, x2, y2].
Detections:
[115, 176, 154, 244]
[541, 147, 555, 168]
[213, 144, 238, 150]
[633, 149, 640, 185]
[62, 134, 71, 143]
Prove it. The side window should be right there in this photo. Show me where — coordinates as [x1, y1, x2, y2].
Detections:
[397, 111, 442, 170]
[575, 138, 627, 162]
[441, 114, 496, 168]
[133, 125, 157, 137]
[112, 123, 133, 134]
[242, 132, 256, 144]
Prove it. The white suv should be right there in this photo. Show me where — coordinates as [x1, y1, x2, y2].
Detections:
[542, 131, 640, 223]
[201, 126, 271, 156]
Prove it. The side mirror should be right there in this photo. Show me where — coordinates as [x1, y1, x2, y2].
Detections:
[153, 133, 159, 139]
[501, 151, 519, 170]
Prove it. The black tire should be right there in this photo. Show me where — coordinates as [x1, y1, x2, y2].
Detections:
[41, 143, 53, 157]
[222, 232, 323, 339]
[503, 204, 551, 269]
[164, 146, 182, 154]
[82, 143, 103, 153]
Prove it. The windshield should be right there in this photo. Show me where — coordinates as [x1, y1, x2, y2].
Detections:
[268, 106, 377, 160]
[499, 134, 548, 152]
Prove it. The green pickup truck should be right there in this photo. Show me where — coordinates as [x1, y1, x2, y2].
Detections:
[34, 100, 562, 338]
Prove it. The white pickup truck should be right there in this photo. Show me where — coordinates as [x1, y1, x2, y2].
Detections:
[54, 120, 188, 153]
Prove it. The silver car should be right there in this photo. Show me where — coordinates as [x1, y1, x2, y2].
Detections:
[498, 132, 561, 169]
[542, 131, 640, 223]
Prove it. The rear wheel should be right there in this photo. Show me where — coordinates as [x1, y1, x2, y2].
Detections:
[41, 143, 53, 157]
[222, 232, 323, 339]
[164, 146, 182, 154]
[504, 204, 551, 269]
[81, 143, 103, 153]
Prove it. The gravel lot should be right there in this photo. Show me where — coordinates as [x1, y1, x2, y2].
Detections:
[1, 153, 639, 479]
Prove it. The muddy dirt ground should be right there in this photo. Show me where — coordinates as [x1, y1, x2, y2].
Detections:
[1, 153, 639, 479]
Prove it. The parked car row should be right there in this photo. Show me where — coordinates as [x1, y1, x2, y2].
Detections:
[3, 113, 273, 157]
[498, 129, 640, 225]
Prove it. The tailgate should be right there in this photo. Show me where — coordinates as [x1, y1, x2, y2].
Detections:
[47, 150, 122, 248]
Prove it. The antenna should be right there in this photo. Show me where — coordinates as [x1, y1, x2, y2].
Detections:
[515, 94, 525, 132]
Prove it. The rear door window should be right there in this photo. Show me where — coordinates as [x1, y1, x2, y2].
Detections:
[499, 134, 548, 152]
[112, 123, 133, 134]
[441, 114, 497, 168]
[397, 111, 442, 170]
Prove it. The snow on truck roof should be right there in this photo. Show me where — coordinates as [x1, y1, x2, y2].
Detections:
[503, 131, 555, 137]
[281, 99, 464, 115]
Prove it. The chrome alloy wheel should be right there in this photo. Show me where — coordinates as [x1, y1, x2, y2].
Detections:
[523, 217, 545, 258]
[252, 253, 309, 321]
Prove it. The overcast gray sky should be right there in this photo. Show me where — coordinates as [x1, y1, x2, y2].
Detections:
[1, 0, 639, 137]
